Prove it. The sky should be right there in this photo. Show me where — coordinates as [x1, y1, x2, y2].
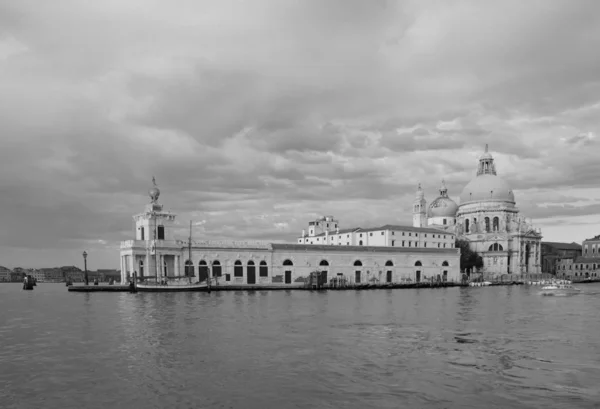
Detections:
[1, 0, 600, 270]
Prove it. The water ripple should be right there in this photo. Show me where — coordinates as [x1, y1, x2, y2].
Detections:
[1, 283, 600, 408]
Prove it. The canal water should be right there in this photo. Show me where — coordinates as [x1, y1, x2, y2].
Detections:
[1, 283, 600, 409]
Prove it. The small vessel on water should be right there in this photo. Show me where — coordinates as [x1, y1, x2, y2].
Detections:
[136, 281, 211, 292]
[23, 275, 35, 291]
[539, 280, 581, 296]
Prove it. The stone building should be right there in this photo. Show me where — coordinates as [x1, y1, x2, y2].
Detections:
[541, 242, 582, 275]
[119, 180, 461, 286]
[416, 145, 543, 278]
[555, 235, 600, 279]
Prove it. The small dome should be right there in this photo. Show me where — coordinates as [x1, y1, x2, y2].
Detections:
[459, 174, 515, 205]
[428, 197, 458, 217]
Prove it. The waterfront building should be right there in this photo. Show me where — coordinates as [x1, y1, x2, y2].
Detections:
[119, 180, 461, 286]
[0, 266, 11, 282]
[556, 235, 600, 279]
[541, 242, 582, 275]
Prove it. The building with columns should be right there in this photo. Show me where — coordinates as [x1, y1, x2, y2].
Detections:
[413, 145, 543, 278]
[119, 180, 461, 286]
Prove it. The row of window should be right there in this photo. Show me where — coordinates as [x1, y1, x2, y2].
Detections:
[464, 217, 501, 234]
[560, 263, 598, 270]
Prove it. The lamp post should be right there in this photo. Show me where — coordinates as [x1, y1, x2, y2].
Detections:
[83, 251, 89, 285]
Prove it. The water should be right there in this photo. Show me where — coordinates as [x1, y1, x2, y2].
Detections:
[1, 283, 600, 409]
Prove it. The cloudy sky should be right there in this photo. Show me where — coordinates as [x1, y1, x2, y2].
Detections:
[1, 0, 600, 269]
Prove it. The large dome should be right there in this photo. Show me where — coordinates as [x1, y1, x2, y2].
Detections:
[459, 174, 515, 205]
[428, 196, 458, 217]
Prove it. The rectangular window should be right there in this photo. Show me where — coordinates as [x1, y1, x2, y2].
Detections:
[381, 232, 384, 235]
[225, 274, 231, 282]
[141, 227, 145, 240]
[402, 240, 405, 246]
[369, 233, 373, 236]
[386, 271, 392, 283]
[424, 242, 427, 247]
[157, 225, 165, 240]
[392, 240, 395, 246]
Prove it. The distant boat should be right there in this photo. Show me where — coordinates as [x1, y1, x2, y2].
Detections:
[136, 281, 211, 292]
[539, 281, 581, 296]
[23, 275, 34, 291]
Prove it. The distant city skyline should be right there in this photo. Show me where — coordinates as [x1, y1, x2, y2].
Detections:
[1, 1, 600, 269]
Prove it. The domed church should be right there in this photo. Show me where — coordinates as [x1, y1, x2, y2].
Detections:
[415, 145, 542, 277]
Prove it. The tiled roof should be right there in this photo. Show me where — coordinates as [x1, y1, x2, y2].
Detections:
[542, 241, 582, 250]
[302, 224, 453, 238]
[271, 243, 458, 254]
[584, 235, 600, 241]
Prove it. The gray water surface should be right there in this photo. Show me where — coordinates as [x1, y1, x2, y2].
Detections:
[1, 283, 600, 408]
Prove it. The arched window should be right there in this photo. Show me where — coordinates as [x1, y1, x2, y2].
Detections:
[184, 260, 194, 276]
[415, 261, 422, 266]
[234, 260, 243, 277]
[493, 217, 499, 231]
[385, 260, 394, 266]
[353, 260, 362, 266]
[485, 217, 490, 232]
[247, 260, 255, 280]
[212, 260, 222, 277]
[198, 260, 208, 280]
[157, 225, 165, 240]
[283, 259, 293, 266]
[139, 259, 144, 277]
[465, 219, 470, 233]
[359, 240, 363, 246]
[259, 260, 268, 277]
[442, 261, 449, 267]
[319, 260, 329, 266]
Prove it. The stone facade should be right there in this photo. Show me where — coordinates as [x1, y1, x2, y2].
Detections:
[541, 242, 582, 274]
[119, 182, 461, 286]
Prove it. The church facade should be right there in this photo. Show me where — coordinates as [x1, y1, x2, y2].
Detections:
[417, 145, 542, 277]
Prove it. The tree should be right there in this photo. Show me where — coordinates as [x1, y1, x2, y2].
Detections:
[455, 239, 483, 273]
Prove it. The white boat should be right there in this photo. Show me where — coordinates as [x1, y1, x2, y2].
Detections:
[539, 282, 580, 296]
[136, 281, 211, 292]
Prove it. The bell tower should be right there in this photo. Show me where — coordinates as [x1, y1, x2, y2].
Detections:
[413, 183, 427, 227]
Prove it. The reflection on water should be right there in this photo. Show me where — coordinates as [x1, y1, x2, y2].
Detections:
[1, 283, 600, 408]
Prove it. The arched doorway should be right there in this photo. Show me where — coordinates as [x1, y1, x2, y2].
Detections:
[283, 259, 293, 284]
[198, 260, 208, 282]
[354, 260, 362, 284]
[184, 260, 193, 277]
[247, 260, 256, 284]
[319, 260, 329, 287]
[385, 260, 393, 283]
[525, 244, 531, 273]
[415, 261, 422, 283]
[442, 261, 449, 282]
[212, 260, 222, 278]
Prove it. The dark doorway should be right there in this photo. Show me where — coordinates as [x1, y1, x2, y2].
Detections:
[386, 270, 392, 283]
[198, 260, 208, 282]
[320, 271, 328, 286]
[355, 271, 361, 283]
[247, 261, 256, 284]
[157, 225, 165, 240]
[525, 245, 530, 273]
[443, 270, 448, 281]
[416, 270, 421, 283]
[285, 270, 292, 284]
